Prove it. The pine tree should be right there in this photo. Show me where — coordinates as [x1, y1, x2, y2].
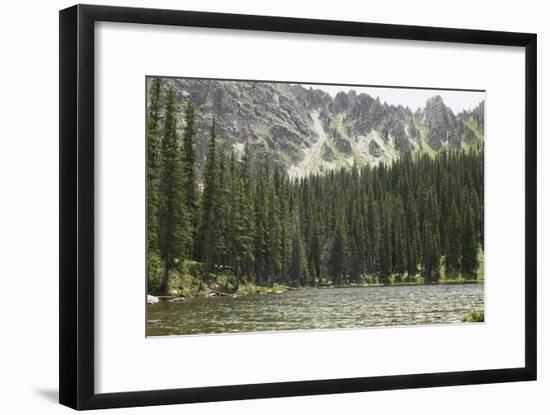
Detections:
[263, 169, 280, 284]
[289, 228, 308, 286]
[253, 163, 270, 283]
[308, 219, 322, 285]
[392, 198, 407, 280]
[230, 155, 254, 283]
[182, 101, 197, 256]
[405, 191, 419, 280]
[420, 190, 441, 282]
[158, 87, 190, 293]
[215, 155, 229, 268]
[444, 200, 461, 275]
[371, 198, 382, 275]
[329, 214, 347, 285]
[146, 78, 162, 255]
[461, 200, 478, 278]
[199, 118, 220, 273]
[240, 142, 256, 280]
[379, 198, 392, 284]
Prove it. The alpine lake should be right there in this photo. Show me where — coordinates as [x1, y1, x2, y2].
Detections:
[147, 283, 484, 336]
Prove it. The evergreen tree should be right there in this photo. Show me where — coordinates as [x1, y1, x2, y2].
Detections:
[288, 229, 308, 286]
[146, 78, 162, 255]
[266, 170, 283, 284]
[240, 142, 256, 279]
[444, 200, 461, 275]
[420, 190, 441, 282]
[379, 198, 392, 284]
[405, 191, 419, 280]
[215, 155, 229, 267]
[158, 87, 190, 292]
[182, 101, 198, 256]
[253, 162, 270, 283]
[392, 198, 407, 280]
[461, 200, 478, 278]
[366, 198, 381, 275]
[230, 155, 254, 282]
[199, 118, 220, 273]
[329, 215, 347, 285]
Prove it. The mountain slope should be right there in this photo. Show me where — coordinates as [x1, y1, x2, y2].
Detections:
[156, 78, 484, 178]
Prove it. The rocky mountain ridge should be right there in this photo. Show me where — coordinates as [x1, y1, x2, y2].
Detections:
[155, 78, 484, 178]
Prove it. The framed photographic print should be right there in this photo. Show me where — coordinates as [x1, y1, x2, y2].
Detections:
[59, 4, 537, 410]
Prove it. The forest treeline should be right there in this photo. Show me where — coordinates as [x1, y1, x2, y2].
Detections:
[147, 80, 484, 293]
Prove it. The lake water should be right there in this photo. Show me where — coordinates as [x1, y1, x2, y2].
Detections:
[146, 283, 484, 336]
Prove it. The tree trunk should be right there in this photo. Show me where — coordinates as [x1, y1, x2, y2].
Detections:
[161, 262, 170, 293]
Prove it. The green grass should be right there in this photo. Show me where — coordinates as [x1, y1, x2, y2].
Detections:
[237, 282, 289, 295]
[254, 123, 270, 137]
[464, 117, 484, 141]
[410, 116, 437, 158]
[462, 310, 484, 323]
[460, 141, 472, 152]
[330, 113, 344, 130]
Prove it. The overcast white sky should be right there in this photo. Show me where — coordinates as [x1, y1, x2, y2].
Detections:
[301, 84, 485, 114]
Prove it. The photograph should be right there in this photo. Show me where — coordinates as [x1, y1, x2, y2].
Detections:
[145, 77, 485, 336]
[0, 0, 540, 412]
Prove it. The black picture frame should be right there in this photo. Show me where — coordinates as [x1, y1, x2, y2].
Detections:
[59, 4, 537, 410]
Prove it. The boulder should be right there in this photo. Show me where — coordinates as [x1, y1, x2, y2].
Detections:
[147, 294, 159, 304]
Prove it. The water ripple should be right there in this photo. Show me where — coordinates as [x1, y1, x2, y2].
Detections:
[147, 284, 484, 336]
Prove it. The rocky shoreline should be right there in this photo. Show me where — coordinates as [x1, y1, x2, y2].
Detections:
[147, 279, 483, 305]
[147, 283, 291, 304]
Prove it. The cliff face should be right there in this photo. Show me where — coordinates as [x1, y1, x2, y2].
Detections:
[156, 78, 484, 178]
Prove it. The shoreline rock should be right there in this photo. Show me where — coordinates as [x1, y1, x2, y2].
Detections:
[147, 294, 159, 304]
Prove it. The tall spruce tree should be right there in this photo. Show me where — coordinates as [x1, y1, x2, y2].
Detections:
[230, 154, 254, 283]
[146, 78, 162, 256]
[267, 170, 283, 284]
[392, 198, 407, 280]
[240, 142, 256, 279]
[199, 118, 219, 273]
[289, 227, 308, 286]
[420, 189, 441, 282]
[158, 87, 190, 293]
[329, 215, 348, 285]
[182, 101, 197, 256]
[405, 191, 419, 280]
[379, 198, 393, 284]
[253, 162, 270, 283]
[444, 200, 461, 275]
[461, 200, 478, 278]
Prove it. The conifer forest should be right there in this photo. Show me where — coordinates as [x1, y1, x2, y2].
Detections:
[146, 77, 485, 335]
